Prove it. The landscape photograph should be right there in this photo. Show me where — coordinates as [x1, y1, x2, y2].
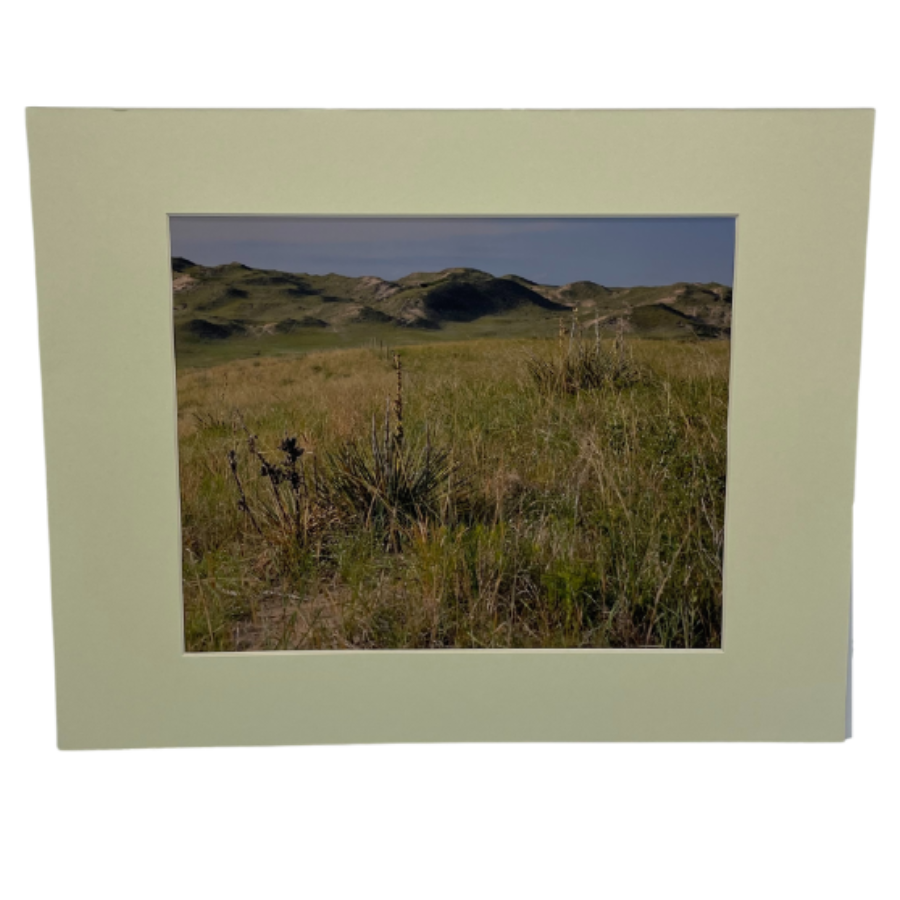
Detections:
[172, 216, 734, 651]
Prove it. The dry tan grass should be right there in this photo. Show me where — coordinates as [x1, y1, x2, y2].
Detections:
[178, 337, 730, 651]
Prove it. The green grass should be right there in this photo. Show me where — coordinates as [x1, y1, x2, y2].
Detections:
[177, 335, 730, 650]
[174, 313, 571, 369]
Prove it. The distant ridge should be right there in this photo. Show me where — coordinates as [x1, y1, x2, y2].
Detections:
[172, 259, 732, 343]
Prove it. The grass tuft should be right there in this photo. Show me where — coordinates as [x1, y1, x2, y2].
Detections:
[526, 317, 646, 395]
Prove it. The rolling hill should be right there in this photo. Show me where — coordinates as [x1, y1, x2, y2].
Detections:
[172, 258, 732, 362]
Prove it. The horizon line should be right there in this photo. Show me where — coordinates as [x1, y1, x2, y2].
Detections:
[171, 255, 734, 289]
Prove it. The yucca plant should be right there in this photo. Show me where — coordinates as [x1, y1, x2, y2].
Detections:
[225, 355, 462, 553]
[527, 314, 644, 395]
[326, 354, 461, 549]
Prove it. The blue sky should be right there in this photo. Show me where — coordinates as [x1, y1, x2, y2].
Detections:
[170, 216, 735, 287]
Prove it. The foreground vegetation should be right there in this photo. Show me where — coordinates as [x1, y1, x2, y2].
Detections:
[177, 333, 729, 650]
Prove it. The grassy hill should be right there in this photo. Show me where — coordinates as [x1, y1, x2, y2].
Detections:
[172, 258, 732, 367]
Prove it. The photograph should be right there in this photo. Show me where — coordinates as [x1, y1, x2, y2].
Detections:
[173, 215, 735, 651]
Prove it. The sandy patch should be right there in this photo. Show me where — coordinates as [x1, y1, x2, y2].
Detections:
[173, 273, 197, 293]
